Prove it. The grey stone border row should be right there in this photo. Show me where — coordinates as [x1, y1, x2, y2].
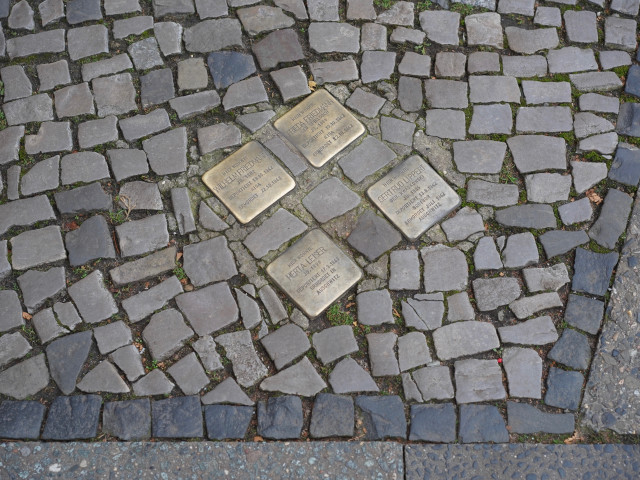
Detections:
[1, 442, 638, 479]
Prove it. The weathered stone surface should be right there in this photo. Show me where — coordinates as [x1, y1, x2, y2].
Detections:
[261, 323, 310, 370]
[402, 298, 444, 331]
[339, 136, 395, 183]
[356, 396, 406, 440]
[509, 292, 563, 319]
[110, 345, 144, 382]
[184, 19, 242, 53]
[6, 29, 65, 59]
[412, 366, 454, 401]
[303, 178, 360, 223]
[69, 270, 118, 324]
[502, 55, 547, 77]
[65, 216, 116, 267]
[202, 377, 253, 405]
[441, 207, 484, 242]
[469, 104, 513, 135]
[545, 367, 583, 410]
[167, 352, 209, 395]
[42, 395, 101, 440]
[143, 309, 193, 361]
[222, 76, 269, 110]
[170, 91, 221, 120]
[17, 267, 66, 313]
[176, 283, 238, 336]
[539, 230, 590, 258]
[433, 321, 500, 360]
[253, 29, 304, 69]
[505, 27, 558, 55]
[455, 359, 506, 404]
[133, 370, 174, 396]
[398, 52, 431, 76]
[376, 1, 413, 26]
[143, 128, 187, 175]
[498, 316, 559, 345]
[570, 72, 623, 92]
[469, 75, 520, 103]
[92, 74, 137, 117]
[459, 404, 509, 443]
[110, 247, 176, 286]
[123, 276, 183, 323]
[409, 403, 456, 442]
[140, 68, 175, 107]
[473, 277, 521, 311]
[564, 294, 604, 335]
[261, 357, 326, 396]
[116, 215, 169, 258]
[3, 93, 53, 126]
[258, 396, 302, 439]
[0, 401, 45, 439]
[548, 329, 592, 370]
[68, 25, 108, 61]
[309, 393, 354, 438]
[10, 225, 65, 270]
[589, 189, 633, 249]
[523, 263, 570, 292]
[0, 332, 31, 368]
[0, 355, 49, 400]
[507, 402, 574, 434]
[217, 330, 268, 387]
[466, 12, 502, 48]
[103, 399, 150, 441]
[516, 106, 573, 133]
[120, 109, 171, 142]
[259, 285, 288, 324]
[422, 246, 468, 292]
[357, 289, 393, 325]
[78, 116, 118, 150]
[152, 396, 203, 439]
[205, 405, 252, 440]
[389, 250, 420, 290]
[46, 331, 93, 395]
[82, 54, 133, 83]
[572, 248, 619, 296]
[78, 361, 129, 394]
[329, 358, 379, 393]
[564, 10, 597, 43]
[420, 11, 459, 45]
[348, 211, 401, 261]
[502, 232, 539, 269]
[367, 332, 399, 376]
[32, 308, 66, 344]
[503, 347, 542, 398]
[467, 180, 518, 207]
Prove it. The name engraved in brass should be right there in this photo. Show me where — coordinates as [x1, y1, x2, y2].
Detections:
[266, 229, 362, 318]
[274, 89, 365, 168]
[202, 141, 295, 224]
[368, 155, 461, 240]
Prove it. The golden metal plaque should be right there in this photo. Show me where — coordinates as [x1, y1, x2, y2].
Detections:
[274, 89, 365, 168]
[202, 141, 295, 224]
[368, 155, 461, 240]
[266, 229, 362, 318]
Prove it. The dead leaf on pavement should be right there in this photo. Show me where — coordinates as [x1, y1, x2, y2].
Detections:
[22, 312, 32, 320]
[586, 189, 603, 204]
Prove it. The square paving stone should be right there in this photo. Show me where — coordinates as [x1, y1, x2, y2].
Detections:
[10, 225, 66, 270]
[61, 152, 110, 185]
[469, 104, 513, 135]
[167, 352, 209, 395]
[398, 52, 431, 77]
[103, 399, 151, 441]
[183, 236, 237, 287]
[424, 79, 468, 109]
[545, 367, 584, 411]
[68, 270, 118, 324]
[0, 401, 46, 439]
[67, 0, 102, 24]
[308, 22, 360, 54]
[357, 289, 393, 325]
[68, 25, 108, 61]
[258, 396, 303, 439]
[455, 358, 506, 403]
[361, 51, 396, 84]
[143, 309, 194, 361]
[303, 177, 361, 223]
[177, 57, 208, 91]
[143, 128, 187, 175]
[129, 37, 164, 71]
[37, 60, 71, 92]
[434, 52, 466, 78]
[389, 249, 420, 291]
[78, 116, 119, 150]
[1, 65, 32, 101]
[422, 246, 468, 293]
[141, 68, 175, 107]
[152, 396, 203, 439]
[177, 283, 238, 337]
[116, 214, 169, 258]
[242, 209, 306, 259]
[360, 22, 387, 50]
[426, 109, 466, 139]
[92, 74, 138, 117]
[459, 404, 509, 443]
[42, 395, 102, 440]
[54, 82, 94, 118]
[338, 136, 396, 183]
[261, 323, 310, 370]
[204, 405, 253, 440]
[310, 393, 354, 438]
[564, 294, 604, 335]
[572, 248, 618, 296]
[409, 403, 456, 442]
[467, 52, 500, 74]
[356, 396, 406, 440]
[419, 11, 460, 45]
[548, 329, 592, 370]
[270, 65, 311, 103]
[312, 325, 358, 365]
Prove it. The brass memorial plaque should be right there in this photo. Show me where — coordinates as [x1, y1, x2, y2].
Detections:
[266, 229, 362, 318]
[274, 89, 365, 168]
[202, 141, 295, 224]
[368, 155, 461, 241]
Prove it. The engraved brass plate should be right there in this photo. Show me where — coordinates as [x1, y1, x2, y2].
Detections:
[266, 229, 362, 318]
[202, 141, 295, 224]
[274, 89, 365, 168]
[368, 155, 461, 241]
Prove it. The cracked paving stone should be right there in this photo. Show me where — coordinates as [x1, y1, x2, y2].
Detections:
[398, 332, 431, 372]
[589, 188, 633, 249]
[258, 396, 302, 440]
[356, 395, 406, 440]
[402, 298, 444, 331]
[32, 308, 66, 344]
[94, 321, 132, 355]
[258, 285, 288, 324]
[412, 366, 454, 401]
[441, 207, 484, 242]
[216, 330, 268, 388]
[0, 332, 31, 369]
[235, 288, 262, 330]
[110, 345, 145, 382]
[42, 395, 102, 440]
[103, 399, 151, 441]
[17, 267, 66, 314]
[142, 309, 194, 362]
[509, 292, 563, 319]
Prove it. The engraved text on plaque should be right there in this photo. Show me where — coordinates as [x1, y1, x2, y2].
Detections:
[266, 229, 362, 318]
[202, 141, 295, 224]
[368, 155, 461, 240]
[274, 89, 365, 168]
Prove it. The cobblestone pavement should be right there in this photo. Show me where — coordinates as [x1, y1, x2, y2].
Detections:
[0, 0, 639, 445]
